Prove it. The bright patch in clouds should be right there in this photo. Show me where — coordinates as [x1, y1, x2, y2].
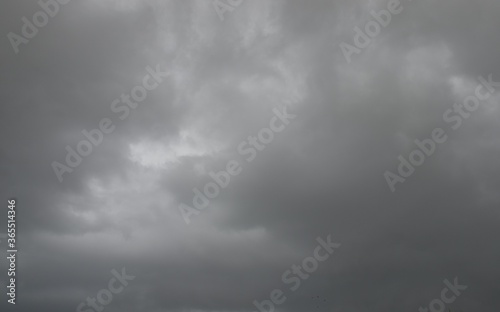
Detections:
[128, 130, 225, 168]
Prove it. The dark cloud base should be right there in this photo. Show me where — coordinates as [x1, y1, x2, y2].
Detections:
[1, 0, 499, 311]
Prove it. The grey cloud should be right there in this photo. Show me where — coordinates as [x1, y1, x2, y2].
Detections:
[1, 0, 499, 311]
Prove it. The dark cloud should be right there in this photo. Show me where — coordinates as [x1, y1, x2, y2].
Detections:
[1, 0, 499, 311]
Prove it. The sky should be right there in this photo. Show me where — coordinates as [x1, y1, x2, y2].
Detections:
[1, 0, 500, 311]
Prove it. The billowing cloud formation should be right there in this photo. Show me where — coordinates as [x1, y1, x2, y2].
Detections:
[1, 0, 499, 311]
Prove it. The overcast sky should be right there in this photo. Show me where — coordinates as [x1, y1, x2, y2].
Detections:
[1, 0, 500, 311]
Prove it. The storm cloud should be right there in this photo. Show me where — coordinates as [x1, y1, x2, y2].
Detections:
[0, 0, 499, 311]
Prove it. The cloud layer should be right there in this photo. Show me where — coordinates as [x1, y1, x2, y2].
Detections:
[1, 0, 499, 311]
